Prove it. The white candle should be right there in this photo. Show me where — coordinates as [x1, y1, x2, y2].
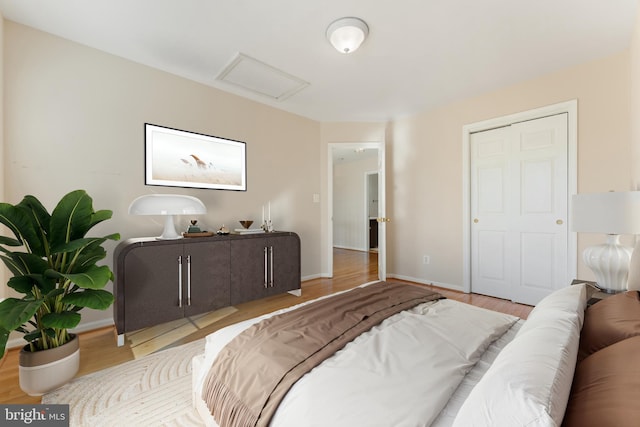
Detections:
[262, 205, 265, 224]
[268, 201, 271, 222]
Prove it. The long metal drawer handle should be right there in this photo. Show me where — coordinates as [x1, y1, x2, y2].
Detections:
[269, 246, 274, 287]
[187, 255, 192, 306]
[177, 255, 183, 308]
[263, 246, 268, 288]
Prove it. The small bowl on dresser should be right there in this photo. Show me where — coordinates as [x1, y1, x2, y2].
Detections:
[239, 220, 254, 229]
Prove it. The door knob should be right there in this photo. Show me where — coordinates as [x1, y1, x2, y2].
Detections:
[556, 219, 563, 225]
[473, 218, 479, 223]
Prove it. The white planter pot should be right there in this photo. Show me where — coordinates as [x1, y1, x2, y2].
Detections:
[19, 335, 80, 396]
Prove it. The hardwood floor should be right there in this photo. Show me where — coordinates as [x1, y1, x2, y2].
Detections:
[0, 248, 532, 404]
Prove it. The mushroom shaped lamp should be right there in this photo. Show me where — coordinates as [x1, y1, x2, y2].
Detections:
[129, 194, 206, 240]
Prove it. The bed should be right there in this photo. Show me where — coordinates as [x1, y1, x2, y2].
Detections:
[192, 280, 640, 427]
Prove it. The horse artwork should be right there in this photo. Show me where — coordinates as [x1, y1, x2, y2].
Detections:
[145, 123, 247, 191]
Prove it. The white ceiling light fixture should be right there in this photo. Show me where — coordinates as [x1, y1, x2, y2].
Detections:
[326, 17, 369, 54]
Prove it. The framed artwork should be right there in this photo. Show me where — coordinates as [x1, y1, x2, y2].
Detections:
[144, 123, 247, 191]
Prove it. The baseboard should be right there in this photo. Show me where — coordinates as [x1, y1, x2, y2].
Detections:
[387, 274, 465, 293]
[70, 318, 115, 334]
[5, 318, 115, 350]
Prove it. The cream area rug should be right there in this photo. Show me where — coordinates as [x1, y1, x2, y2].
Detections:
[42, 339, 206, 427]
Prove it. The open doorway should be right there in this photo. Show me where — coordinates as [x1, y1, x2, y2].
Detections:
[328, 142, 386, 280]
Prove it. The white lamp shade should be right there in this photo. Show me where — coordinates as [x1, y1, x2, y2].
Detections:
[129, 194, 206, 240]
[326, 17, 369, 54]
[571, 191, 640, 234]
[128, 194, 206, 216]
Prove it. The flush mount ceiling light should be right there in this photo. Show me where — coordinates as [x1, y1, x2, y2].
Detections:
[326, 17, 369, 54]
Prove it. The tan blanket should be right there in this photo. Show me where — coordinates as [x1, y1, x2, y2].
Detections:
[202, 281, 443, 427]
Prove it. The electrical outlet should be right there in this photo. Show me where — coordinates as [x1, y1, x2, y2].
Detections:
[423, 255, 430, 265]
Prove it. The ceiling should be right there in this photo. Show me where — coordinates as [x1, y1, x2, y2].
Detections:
[0, 1, 637, 122]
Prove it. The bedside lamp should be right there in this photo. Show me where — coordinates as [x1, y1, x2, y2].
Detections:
[571, 191, 640, 293]
[129, 194, 206, 240]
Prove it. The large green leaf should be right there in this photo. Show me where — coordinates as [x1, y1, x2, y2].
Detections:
[41, 311, 81, 329]
[49, 190, 93, 248]
[17, 195, 51, 257]
[51, 234, 118, 255]
[0, 298, 43, 331]
[74, 243, 109, 271]
[7, 275, 37, 295]
[0, 253, 26, 276]
[18, 195, 51, 230]
[0, 252, 48, 277]
[63, 289, 114, 310]
[46, 265, 112, 290]
[89, 209, 114, 231]
[6, 252, 49, 276]
[0, 203, 42, 255]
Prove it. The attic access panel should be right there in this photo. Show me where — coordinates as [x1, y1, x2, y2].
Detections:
[216, 53, 309, 101]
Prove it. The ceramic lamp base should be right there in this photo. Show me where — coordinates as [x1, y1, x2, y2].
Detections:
[583, 234, 632, 293]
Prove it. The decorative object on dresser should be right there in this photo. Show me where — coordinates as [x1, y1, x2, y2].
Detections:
[571, 191, 640, 293]
[0, 190, 120, 395]
[261, 202, 274, 232]
[187, 220, 201, 233]
[183, 220, 214, 238]
[234, 220, 264, 234]
[128, 194, 206, 240]
[239, 220, 253, 229]
[113, 232, 301, 346]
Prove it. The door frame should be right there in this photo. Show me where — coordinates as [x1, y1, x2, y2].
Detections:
[327, 142, 386, 280]
[461, 100, 578, 294]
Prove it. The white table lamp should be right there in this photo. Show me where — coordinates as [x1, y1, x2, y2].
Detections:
[129, 194, 206, 240]
[571, 191, 640, 293]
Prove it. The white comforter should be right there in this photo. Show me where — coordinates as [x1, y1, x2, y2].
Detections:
[193, 294, 518, 427]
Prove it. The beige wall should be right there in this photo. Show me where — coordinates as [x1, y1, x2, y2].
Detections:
[631, 7, 640, 191]
[3, 21, 322, 327]
[387, 51, 631, 288]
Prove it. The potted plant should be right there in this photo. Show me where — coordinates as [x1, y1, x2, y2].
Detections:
[0, 189, 119, 395]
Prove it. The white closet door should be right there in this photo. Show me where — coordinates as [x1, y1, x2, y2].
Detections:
[470, 125, 512, 300]
[471, 113, 568, 305]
